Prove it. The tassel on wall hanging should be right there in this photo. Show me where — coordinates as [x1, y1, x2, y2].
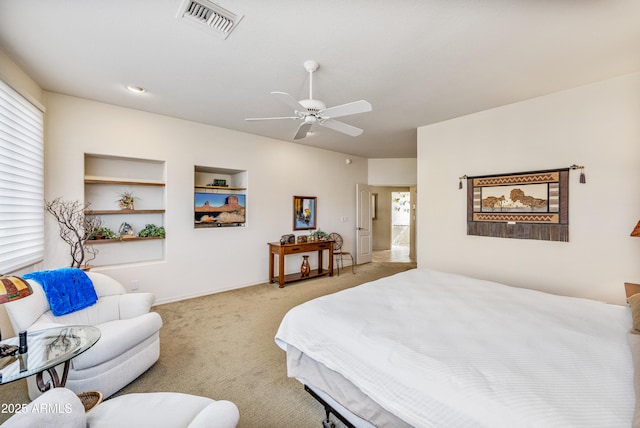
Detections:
[570, 164, 586, 183]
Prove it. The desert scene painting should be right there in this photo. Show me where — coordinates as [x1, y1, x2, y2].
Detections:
[481, 183, 548, 212]
[195, 193, 246, 226]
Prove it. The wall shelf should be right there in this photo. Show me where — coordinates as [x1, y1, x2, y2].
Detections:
[85, 178, 165, 187]
[86, 236, 165, 245]
[85, 209, 165, 215]
[84, 154, 166, 267]
[194, 185, 246, 191]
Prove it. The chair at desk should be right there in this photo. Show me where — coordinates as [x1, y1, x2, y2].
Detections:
[328, 232, 355, 276]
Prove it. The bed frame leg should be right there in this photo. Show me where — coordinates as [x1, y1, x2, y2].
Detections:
[322, 417, 335, 428]
[305, 384, 354, 428]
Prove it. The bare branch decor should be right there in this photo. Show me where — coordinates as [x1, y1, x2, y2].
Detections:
[45, 198, 102, 268]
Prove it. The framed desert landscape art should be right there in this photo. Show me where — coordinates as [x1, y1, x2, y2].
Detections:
[466, 168, 569, 241]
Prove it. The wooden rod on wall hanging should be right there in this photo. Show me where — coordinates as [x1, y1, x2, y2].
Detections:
[459, 165, 586, 189]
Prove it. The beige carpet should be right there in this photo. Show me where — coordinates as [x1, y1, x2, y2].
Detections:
[0, 261, 416, 426]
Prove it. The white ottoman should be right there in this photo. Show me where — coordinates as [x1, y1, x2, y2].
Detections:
[3, 388, 240, 428]
[87, 391, 240, 428]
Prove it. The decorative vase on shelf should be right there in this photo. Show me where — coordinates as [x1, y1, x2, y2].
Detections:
[300, 256, 311, 277]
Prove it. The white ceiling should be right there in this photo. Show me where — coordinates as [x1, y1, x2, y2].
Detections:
[1, 0, 639, 158]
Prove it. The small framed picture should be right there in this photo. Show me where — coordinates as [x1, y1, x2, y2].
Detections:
[293, 196, 316, 230]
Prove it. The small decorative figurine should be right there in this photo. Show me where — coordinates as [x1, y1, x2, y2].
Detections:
[119, 222, 135, 238]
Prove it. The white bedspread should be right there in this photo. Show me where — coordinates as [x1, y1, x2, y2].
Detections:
[275, 268, 634, 427]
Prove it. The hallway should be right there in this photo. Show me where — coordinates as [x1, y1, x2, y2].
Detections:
[372, 243, 412, 263]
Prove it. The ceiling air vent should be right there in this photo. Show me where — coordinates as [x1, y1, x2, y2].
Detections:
[176, 0, 243, 39]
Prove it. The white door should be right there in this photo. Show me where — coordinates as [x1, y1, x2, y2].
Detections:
[356, 183, 373, 264]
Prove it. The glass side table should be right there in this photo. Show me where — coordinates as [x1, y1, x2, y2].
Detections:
[0, 325, 100, 392]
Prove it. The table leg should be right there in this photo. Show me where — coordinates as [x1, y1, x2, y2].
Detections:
[269, 249, 275, 283]
[278, 250, 285, 288]
[35, 361, 69, 392]
[317, 250, 323, 274]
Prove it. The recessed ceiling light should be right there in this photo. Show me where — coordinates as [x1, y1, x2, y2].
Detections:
[126, 85, 146, 93]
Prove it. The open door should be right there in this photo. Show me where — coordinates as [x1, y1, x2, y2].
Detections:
[410, 185, 417, 262]
[356, 183, 373, 264]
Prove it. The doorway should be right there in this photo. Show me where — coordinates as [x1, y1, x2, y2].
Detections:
[370, 186, 414, 263]
[391, 191, 411, 256]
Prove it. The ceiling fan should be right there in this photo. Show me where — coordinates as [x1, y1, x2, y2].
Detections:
[245, 60, 372, 140]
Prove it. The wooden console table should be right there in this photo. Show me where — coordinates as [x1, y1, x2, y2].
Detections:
[268, 240, 334, 288]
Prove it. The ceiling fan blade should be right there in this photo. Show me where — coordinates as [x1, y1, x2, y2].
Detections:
[318, 100, 372, 119]
[271, 91, 309, 113]
[293, 122, 313, 140]
[245, 116, 299, 121]
[320, 119, 363, 137]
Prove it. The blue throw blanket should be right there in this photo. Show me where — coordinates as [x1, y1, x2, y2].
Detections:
[24, 268, 98, 316]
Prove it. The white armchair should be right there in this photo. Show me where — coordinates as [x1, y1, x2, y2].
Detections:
[3, 387, 240, 428]
[3, 271, 163, 400]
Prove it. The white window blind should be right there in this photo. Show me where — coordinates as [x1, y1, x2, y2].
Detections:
[0, 79, 44, 273]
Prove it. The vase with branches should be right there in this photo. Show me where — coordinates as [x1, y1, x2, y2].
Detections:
[45, 197, 102, 269]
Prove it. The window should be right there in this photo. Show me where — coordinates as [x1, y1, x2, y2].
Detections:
[0, 79, 44, 273]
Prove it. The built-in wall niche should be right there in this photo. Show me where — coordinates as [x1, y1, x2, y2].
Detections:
[194, 165, 247, 228]
[84, 154, 166, 267]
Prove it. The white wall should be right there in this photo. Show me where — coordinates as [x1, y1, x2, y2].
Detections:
[42, 93, 367, 304]
[368, 158, 417, 186]
[417, 73, 640, 305]
[0, 49, 43, 110]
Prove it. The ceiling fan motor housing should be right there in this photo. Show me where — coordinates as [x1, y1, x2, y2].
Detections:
[304, 60, 319, 73]
[299, 98, 326, 113]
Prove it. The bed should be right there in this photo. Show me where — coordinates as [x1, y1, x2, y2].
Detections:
[275, 268, 636, 427]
